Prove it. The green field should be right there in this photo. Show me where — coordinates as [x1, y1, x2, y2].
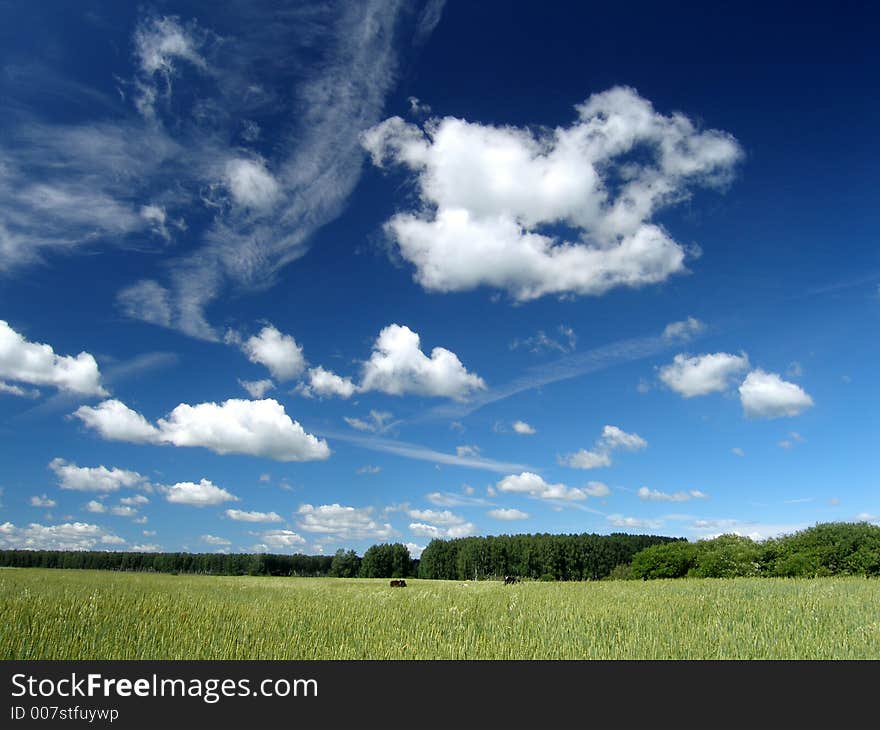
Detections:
[2, 568, 879, 659]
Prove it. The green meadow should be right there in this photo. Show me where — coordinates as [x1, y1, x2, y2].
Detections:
[2, 568, 878, 660]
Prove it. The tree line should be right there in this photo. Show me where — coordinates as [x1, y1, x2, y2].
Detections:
[416, 532, 679, 580]
[624, 522, 880, 579]
[2, 523, 876, 580]
[0, 549, 335, 576]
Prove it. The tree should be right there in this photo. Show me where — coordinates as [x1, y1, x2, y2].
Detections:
[329, 549, 361, 578]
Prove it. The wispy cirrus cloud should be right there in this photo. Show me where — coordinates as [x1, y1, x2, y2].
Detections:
[0, 3, 446, 341]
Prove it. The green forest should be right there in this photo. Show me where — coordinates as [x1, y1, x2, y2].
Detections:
[1, 522, 878, 580]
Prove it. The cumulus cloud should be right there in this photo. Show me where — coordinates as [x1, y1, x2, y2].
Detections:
[405, 542, 426, 559]
[50, 458, 151, 492]
[487, 508, 529, 520]
[512, 420, 536, 435]
[201, 534, 231, 546]
[739, 370, 814, 419]
[0, 320, 107, 397]
[360, 324, 485, 401]
[659, 352, 749, 397]
[252, 529, 306, 552]
[662, 316, 705, 341]
[119, 495, 149, 506]
[240, 326, 306, 381]
[225, 509, 283, 523]
[164, 479, 237, 507]
[560, 425, 647, 470]
[637, 487, 708, 502]
[496, 472, 589, 502]
[71, 400, 161, 444]
[407, 508, 466, 526]
[296, 503, 393, 540]
[74, 398, 330, 462]
[409, 521, 477, 539]
[130, 543, 161, 552]
[29, 494, 57, 508]
[239, 378, 275, 399]
[0, 381, 40, 398]
[583, 481, 611, 497]
[606, 514, 663, 530]
[363, 86, 741, 301]
[0, 521, 123, 550]
[297, 366, 357, 399]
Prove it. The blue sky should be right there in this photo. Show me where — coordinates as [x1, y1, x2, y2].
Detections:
[1, 1, 877, 557]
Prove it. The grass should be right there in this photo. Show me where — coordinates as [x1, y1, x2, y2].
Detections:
[1, 568, 879, 659]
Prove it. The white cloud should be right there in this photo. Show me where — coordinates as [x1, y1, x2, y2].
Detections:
[512, 420, 536, 435]
[0, 381, 40, 398]
[297, 366, 357, 399]
[739, 370, 814, 419]
[29, 494, 57, 508]
[201, 534, 231, 546]
[455, 445, 480, 457]
[662, 316, 705, 341]
[405, 542, 425, 559]
[50, 458, 151, 492]
[225, 509, 282, 523]
[119, 495, 149, 506]
[363, 86, 741, 301]
[583, 481, 611, 497]
[252, 529, 306, 552]
[562, 449, 612, 469]
[510, 326, 577, 354]
[344, 410, 392, 433]
[164, 479, 238, 507]
[496, 472, 589, 502]
[409, 521, 477, 539]
[0, 521, 123, 550]
[109, 505, 139, 518]
[637, 487, 708, 502]
[425, 491, 490, 508]
[240, 326, 306, 381]
[487, 508, 529, 520]
[111, 3, 437, 341]
[360, 324, 485, 401]
[689, 518, 807, 541]
[75, 397, 330, 462]
[224, 158, 280, 209]
[778, 432, 805, 449]
[296, 503, 394, 540]
[0, 320, 107, 396]
[355, 465, 381, 475]
[85, 500, 107, 514]
[130, 543, 161, 553]
[407, 508, 466, 526]
[134, 15, 206, 76]
[560, 424, 647, 470]
[239, 378, 275, 399]
[606, 514, 663, 530]
[72, 400, 161, 444]
[659, 352, 750, 397]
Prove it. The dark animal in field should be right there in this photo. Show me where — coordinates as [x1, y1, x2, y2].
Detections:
[390, 579, 407, 587]
[504, 575, 519, 585]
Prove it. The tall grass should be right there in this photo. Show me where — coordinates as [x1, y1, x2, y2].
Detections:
[1, 569, 878, 659]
